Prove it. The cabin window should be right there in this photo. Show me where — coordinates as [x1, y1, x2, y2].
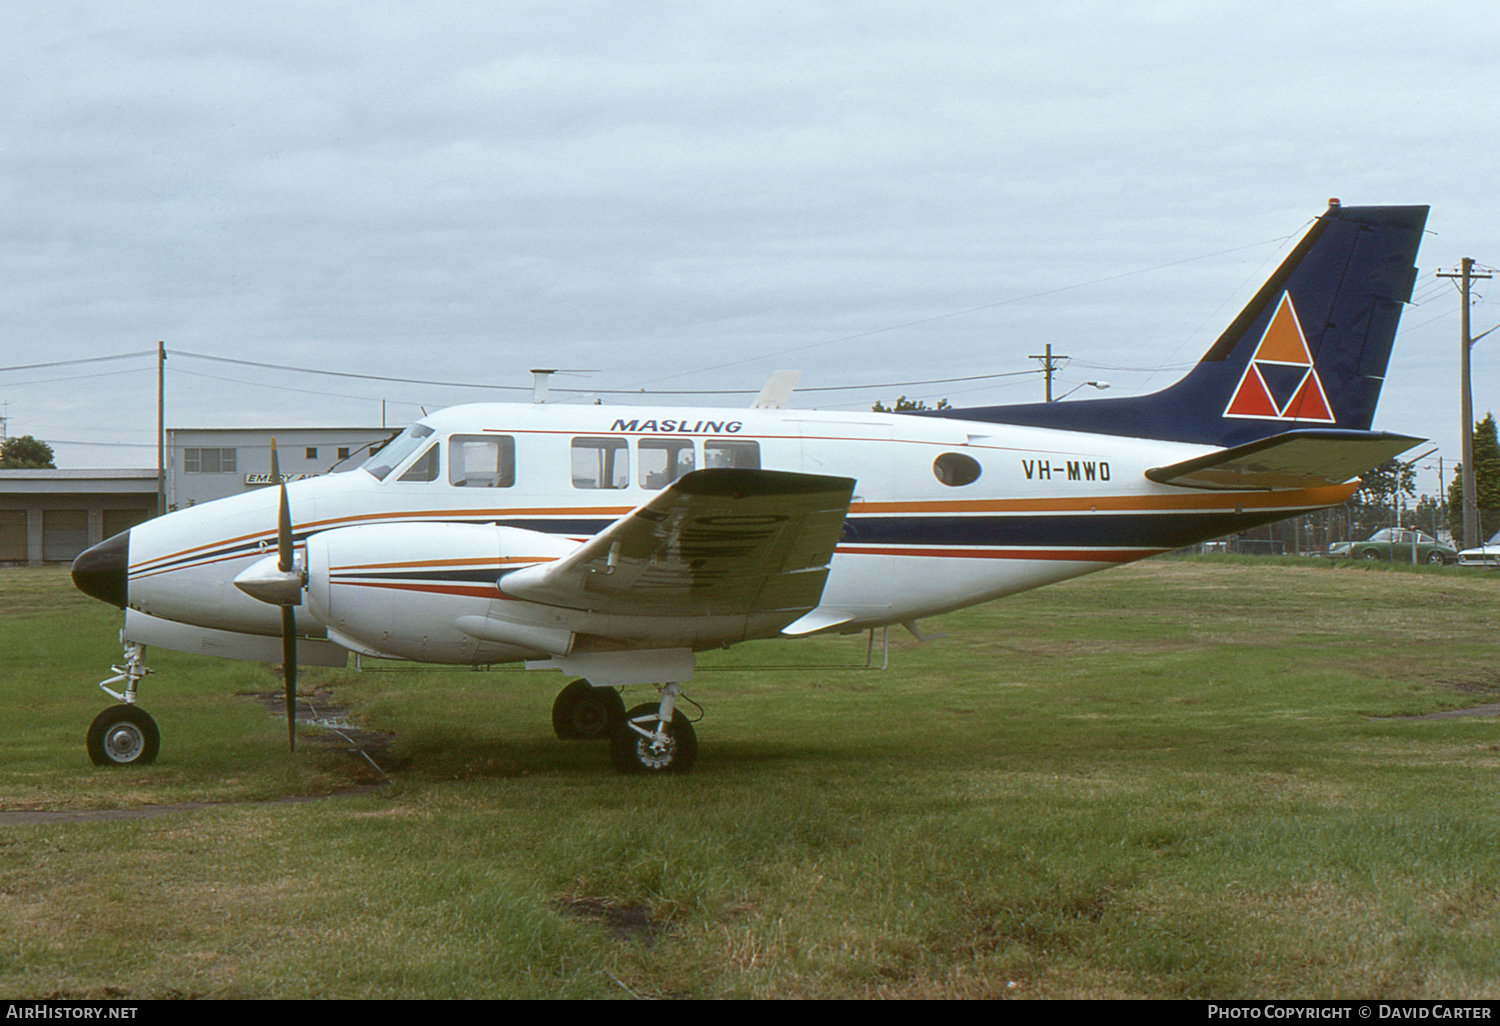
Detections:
[450, 435, 516, 487]
[703, 439, 760, 470]
[571, 437, 629, 489]
[363, 424, 433, 480]
[638, 438, 695, 489]
[397, 442, 441, 483]
[933, 452, 981, 487]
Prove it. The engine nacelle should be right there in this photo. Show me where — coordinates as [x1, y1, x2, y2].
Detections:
[304, 522, 579, 663]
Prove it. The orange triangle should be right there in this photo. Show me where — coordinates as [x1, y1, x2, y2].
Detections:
[1282, 369, 1335, 422]
[1252, 294, 1313, 365]
[1224, 365, 1279, 418]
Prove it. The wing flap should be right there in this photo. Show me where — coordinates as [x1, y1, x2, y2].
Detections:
[500, 468, 856, 618]
[1145, 429, 1424, 491]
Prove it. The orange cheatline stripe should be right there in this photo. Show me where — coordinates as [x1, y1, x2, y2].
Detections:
[301, 504, 635, 531]
[838, 545, 1161, 563]
[328, 555, 554, 572]
[129, 483, 1358, 573]
[329, 580, 504, 599]
[850, 483, 1356, 515]
[129, 505, 623, 571]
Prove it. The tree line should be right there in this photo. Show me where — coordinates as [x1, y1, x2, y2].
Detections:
[0, 435, 54, 469]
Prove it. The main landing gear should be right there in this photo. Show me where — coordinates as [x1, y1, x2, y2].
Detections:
[84, 652, 700, 774]
[551, 679, 626, 740]
[86, 642, 160, 767]
[550, 679, 699, 775]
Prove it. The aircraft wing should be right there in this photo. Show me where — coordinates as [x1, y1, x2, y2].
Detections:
[499, 468, 856, 618]
[1145, 429, 1425, 491]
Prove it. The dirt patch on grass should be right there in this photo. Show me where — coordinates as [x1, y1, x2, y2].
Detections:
[555, 896, 664, 946]
[241, 687, 395, 769]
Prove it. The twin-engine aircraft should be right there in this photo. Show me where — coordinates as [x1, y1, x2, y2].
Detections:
[71, 201, 1430, 774]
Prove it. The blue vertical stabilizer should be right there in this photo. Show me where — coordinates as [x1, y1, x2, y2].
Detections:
[931, 202, 1430, 447]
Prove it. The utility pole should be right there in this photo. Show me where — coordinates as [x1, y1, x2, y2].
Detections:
[157, 341, 166, 518]
[1437, 259, 1494, 549]
[1029, 344, 1068, 402]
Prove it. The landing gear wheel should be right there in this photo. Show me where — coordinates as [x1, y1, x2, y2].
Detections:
[86, 705, 160, 767]
[611, 703, 697, 775]
[552, 679, 626, 740]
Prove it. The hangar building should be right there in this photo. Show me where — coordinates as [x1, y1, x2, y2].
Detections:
[1, 425, 393, 565]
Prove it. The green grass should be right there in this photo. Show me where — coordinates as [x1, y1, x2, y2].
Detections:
[3, 557, 1500, 998]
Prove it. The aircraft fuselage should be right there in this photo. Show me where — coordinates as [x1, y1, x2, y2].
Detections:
[89, 402, 1352, 667]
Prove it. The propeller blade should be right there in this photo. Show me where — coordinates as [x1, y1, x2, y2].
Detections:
[273, 440, 294, 574]
[282, 605, 297, 752]
[272, 438, 298, 752]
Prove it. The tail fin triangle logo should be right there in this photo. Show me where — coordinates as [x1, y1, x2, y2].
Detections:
[1223, 293, 1335, 423]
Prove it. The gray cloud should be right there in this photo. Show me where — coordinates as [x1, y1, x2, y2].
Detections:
[2, 1, 1497, 499]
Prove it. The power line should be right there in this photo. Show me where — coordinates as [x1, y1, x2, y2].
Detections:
[170, 350, 532, 393]
[169, 348, 1039, 398]
[38, 438, 158, 449]
[6, 343, 1046, 420]
[597, 234, 1299, 396]
[0, 350, 156, 374]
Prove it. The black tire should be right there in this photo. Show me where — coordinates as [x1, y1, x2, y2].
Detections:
[552, 679, 626, 740]
[611, 703, 697, 775]
[86, 705, 160, 767]
[1361, 549, 1381, 560]
[1427, 551, 1446, 565]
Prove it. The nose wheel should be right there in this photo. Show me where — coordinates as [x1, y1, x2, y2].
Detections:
[86, 642, 160, 767]
[86, 704, 160, 767]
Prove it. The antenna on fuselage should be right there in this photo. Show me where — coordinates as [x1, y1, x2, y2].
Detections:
[530, 368, 598, 404]
[752, 370, 802, 409]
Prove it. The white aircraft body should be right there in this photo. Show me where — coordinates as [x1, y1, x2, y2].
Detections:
[71, 201, 1431, 773]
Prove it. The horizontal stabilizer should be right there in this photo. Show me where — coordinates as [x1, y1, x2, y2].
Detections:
[1145, 430, 1424, 491]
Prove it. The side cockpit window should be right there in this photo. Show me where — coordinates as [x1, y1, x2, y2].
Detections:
[362, 423, 434, 481]
[450, 435, 515, 487]
[397, 442, 441, 483]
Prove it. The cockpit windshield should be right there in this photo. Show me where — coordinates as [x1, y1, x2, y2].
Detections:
[361, 423, 435, 481]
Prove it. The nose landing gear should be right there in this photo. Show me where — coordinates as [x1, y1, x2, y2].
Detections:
[86, 642, 160, 767]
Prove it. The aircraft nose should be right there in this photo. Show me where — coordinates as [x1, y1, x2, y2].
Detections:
[71, 530, 130, 609]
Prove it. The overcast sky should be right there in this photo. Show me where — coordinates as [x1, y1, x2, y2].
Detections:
[4, 1, 1498, 501]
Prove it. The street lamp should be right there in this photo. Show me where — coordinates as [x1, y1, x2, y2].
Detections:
[1051, 381, 1110, 402]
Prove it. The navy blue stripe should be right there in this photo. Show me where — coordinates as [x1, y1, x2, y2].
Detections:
[841, 509, 1300, 550]
[332, 568, 508, 585]
[139, 509, 1300, 579]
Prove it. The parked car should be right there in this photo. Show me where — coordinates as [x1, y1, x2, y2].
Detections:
[1457, 530, 1500, 569]
[1327, 528, 1456, 565]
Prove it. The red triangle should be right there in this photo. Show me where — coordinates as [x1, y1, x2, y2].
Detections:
[1282, 369, 1335, 422]
[1224, 365, 1279, 418]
